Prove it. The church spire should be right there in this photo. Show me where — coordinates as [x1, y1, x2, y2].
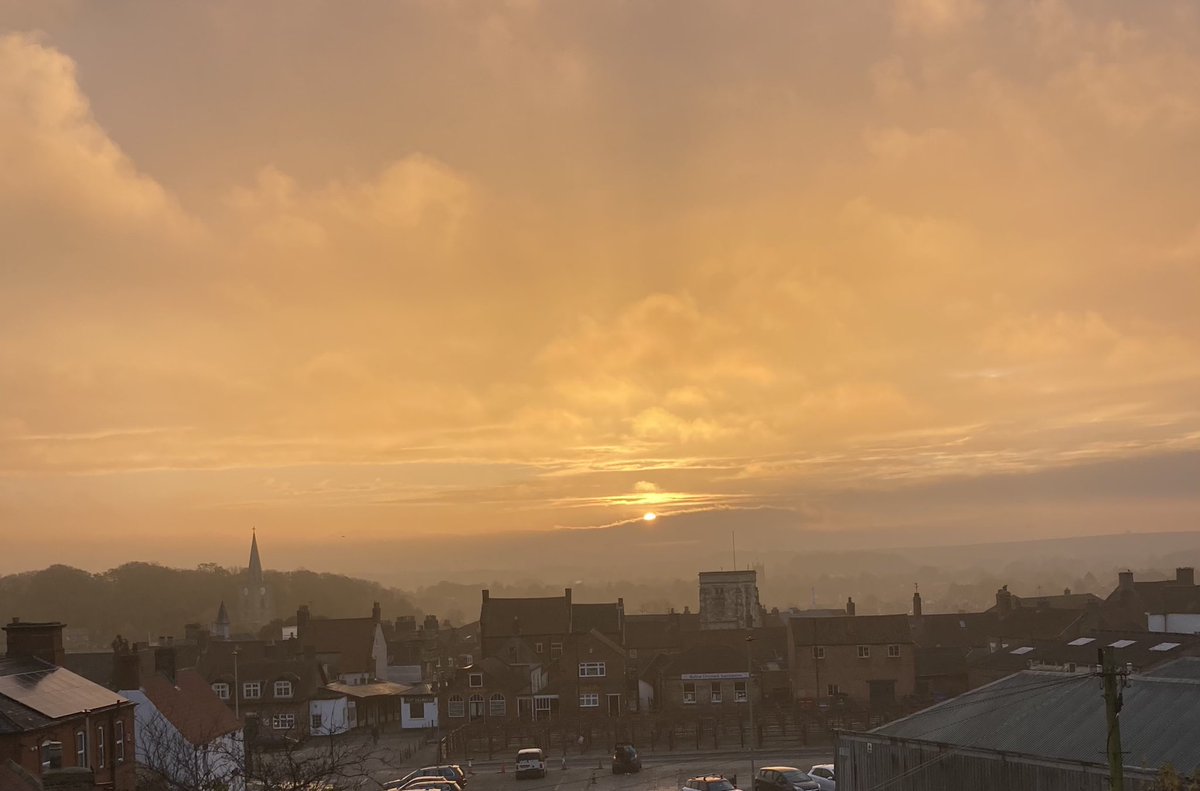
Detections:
[248, 529, 263, 584]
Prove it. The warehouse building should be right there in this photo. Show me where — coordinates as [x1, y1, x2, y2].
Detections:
[837, 658, 1200, 790]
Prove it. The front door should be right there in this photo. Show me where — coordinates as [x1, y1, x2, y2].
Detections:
[607, 693, 621, 716]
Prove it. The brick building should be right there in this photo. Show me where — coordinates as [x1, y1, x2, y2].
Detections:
[0, 620, 137, 791]
[787, 613, 916, 709]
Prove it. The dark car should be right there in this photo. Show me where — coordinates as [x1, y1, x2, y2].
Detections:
[611, 743, 642, 774]
[753, 767, 820, 791]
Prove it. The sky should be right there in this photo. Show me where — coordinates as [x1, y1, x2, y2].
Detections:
[1, 0, 1199, 574]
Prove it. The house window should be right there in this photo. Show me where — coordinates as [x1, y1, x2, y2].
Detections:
[535, 696, 554, 715]
[115, 722, 124, 763]
[734, 681, 747, 703]
[888, 644, 901, 658]
[410, 700, 426, 719]
[827, 684, 841, 696]
[489, 693, 506, 716]
[468, 694, 485, 719]
[311, 713, 323, 731]
[579, 692, 599, 708]
[535, 642, 544, 654]
[550, 642, 563, 659]
[271, 714, 296, 731]
[710, 684, 722, 704]
[578, 662, 606, 677]
[469, 672, 483, 688]
[857, 645, 871, 659]
[813, 646, 825, 660]
[75, 731, 87, 767]
[243, 681, 262, 699]
[40, 740, 63, 771]
[96, 725, 105, 769]
[448, 694, 465, 718]
[212, 682, 230, 700]
[682, 682, 696, 704]
[274, 680, 294, 698]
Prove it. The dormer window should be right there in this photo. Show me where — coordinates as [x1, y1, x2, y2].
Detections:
[469, 672, 483, 688]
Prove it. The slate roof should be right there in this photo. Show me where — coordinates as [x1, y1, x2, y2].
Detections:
[0, 656, 128, 722]
[1137, 656, 1200, 680]
[300, 618, 379, 674]
[624, 613, 699, 650]
[967, 630, 1200, 677]
[789, 614, 913, 646]
[869, 670, 1200, 773]
[571, 603, 622, 636]
[481, 595, 571, 637]
[1106, 578, 1200, 613]
[140, 668, 242, 745]
[910, 613, 995, 648]
[661, 644, 748, 677]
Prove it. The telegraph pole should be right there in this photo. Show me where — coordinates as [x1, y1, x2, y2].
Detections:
[1099, 647, 1126, 791]
[746, 636, 756, 784]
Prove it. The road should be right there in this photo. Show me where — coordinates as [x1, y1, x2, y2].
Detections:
[370, 751, 835, 791]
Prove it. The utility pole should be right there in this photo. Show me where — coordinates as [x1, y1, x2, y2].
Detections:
[1099, 647, 1127, 791]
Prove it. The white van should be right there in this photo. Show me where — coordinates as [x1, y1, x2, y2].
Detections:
[515, 748, 547, 779]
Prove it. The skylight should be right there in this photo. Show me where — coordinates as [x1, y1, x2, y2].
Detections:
[1150, 642, 1181, 652]
[1108, 639, 1136, 649]
[1067, 637, 1095, 646]
[1010, 646, 1035, 655]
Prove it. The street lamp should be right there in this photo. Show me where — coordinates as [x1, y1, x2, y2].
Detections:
[233, 646, 240, 720]
[746, 635, 756, 784]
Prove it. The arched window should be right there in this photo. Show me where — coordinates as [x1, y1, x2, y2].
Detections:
[448, 694, 465, 718]
[489, 693, 506, 717]
[468, 693, 485, 719]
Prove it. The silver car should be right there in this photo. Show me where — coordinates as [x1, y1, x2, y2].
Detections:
[808, 765, 835, 791]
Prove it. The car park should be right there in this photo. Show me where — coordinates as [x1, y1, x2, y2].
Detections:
[752, 767, 820, 791]
[516, 748, 547, 779]
[807, 765, 835, 791]
[382, 767, 466, 791]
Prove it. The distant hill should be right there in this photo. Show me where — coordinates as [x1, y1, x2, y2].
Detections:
[0, 562, 417, 651]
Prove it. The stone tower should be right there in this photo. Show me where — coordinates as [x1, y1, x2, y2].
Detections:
[698, 569, 763, 630]
[238, 531, 275, 634]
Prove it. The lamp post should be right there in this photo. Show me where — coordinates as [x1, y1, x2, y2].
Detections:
[746, 635, 756, 784]
[233, 646, 240, 720]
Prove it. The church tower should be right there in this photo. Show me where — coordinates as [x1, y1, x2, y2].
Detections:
[238, 531, 275, 634]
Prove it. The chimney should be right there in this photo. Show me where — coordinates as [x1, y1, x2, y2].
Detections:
[912, 589, 923, 618]
[396, 615, 416, 633]
[845, 597, 856, 617]
[1176, 567, 1195, 587]
[423, 614, 439, 632]
[112, 641, 141, 691]
[1063, 588, 1072, 596]
[3, 619, 66, 666]
[482, 589, 490, 602]
[995, 586, 1013, 615]
[154, 644, 177, 684]
[1118, 570, 1134, 590]
[372, 601, 382, 623]
[297, 605, 311, 634]
[512, 616, 521, 636]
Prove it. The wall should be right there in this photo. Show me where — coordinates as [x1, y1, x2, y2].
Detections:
[790, 643, 916, 705]
[0, 706, 137, 791]
[401, 697, 438, 729]
[310, 698, 355, 736]
[1149, 613, 1200, 634]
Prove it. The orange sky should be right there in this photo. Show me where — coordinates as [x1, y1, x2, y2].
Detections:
[2, 1, 1200, 573]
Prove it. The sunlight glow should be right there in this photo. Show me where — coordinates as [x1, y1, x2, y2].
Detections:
[643, 512, 657, 522]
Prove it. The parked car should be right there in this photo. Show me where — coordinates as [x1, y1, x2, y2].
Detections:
[403, 781, 462, 791]
[807, 765, 835, 791]
[382, 767, 466, 791]
[682, 775, 742, 791]
[611, 743, 642, 774]
[516, 748, 547, 779]
[752, 767, 820, 791]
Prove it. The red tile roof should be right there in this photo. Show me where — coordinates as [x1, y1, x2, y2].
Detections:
[141, 669, 241, 746]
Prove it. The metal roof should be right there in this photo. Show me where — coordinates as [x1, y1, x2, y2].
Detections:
[870, 670, 1200, 773]
[0, 657, 127, 721]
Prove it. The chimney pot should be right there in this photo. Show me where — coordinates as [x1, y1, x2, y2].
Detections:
[1118, 570, 1134, 590]
[846, 597, 856, 617]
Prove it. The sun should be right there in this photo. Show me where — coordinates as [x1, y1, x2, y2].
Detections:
[642, 512, 657, 522]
